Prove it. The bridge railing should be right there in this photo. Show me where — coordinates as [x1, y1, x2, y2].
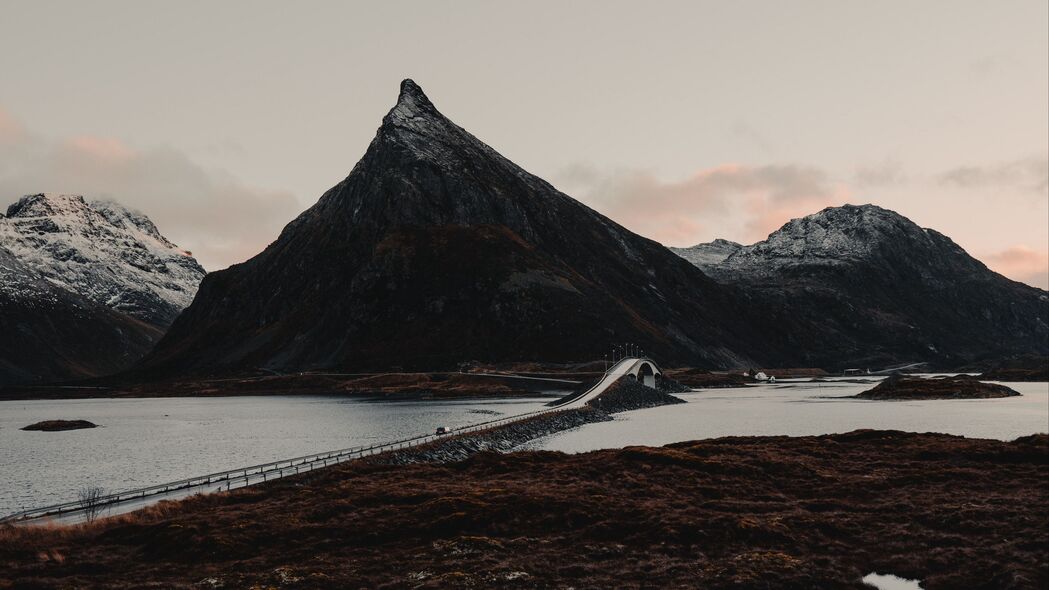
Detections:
[0, 404, 569, 524]
[1, 358, 648, 525]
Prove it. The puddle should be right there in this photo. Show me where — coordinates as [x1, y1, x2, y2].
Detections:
[862, 572, 923, 590]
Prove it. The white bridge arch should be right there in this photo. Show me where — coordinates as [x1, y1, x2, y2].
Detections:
[550, 357, 663, 409]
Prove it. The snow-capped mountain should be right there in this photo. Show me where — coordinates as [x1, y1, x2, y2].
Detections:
[669, 239, 742, 275]
[713, 204, 983, 279]
[1, 194, 205, 325]
[673, 204, 1049, 368]
[0, 194, 204, 385]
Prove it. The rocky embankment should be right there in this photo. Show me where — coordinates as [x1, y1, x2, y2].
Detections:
[381, 408, 609, 465]
[589, 376, 688, 407]
[19, 419, 97, 431]
[854, 375, 1020, 400]
[381, 379, 685, 465]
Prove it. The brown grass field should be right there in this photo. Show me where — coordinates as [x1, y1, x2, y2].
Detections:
[1, 430, 1046, 589]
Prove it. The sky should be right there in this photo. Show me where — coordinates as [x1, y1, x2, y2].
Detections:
[0, 1, 1046, 288]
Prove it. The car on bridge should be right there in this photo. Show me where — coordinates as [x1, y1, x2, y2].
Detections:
[435, 426, 451, 435]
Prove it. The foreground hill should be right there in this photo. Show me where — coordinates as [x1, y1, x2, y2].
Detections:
[1, 431, 1044, 588]
[0, 194, 204, 385]
[140, 80, 785, 376]
[675, 204, 1049, 369]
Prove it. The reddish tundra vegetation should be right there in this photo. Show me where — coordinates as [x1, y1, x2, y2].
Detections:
[1, 431, 1046, 589]
[855, 375, 1021, 400]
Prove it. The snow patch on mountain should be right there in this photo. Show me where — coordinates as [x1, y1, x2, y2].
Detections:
[0, 245, 51, 302]
[673, 204, 967, 281]
[0, 194, 205, 324]
[670, 239, 742, 274]
[723, 204, 937, 268]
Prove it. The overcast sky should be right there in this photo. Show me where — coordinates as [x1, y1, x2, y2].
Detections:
[1, 1, 1046, 287]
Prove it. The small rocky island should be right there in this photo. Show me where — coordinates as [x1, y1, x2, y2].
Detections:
[21, 420, 98, 432]
[855, 375, 1020, 400]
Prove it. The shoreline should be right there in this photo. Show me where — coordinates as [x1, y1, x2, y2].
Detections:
[7, 365, 1041, 402]
[0, 389, 566, 403]
[0, 367, 761, 402]
[0, 372, 583, 402]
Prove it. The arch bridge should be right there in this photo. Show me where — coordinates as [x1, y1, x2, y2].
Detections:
[550, 357, 663, 409]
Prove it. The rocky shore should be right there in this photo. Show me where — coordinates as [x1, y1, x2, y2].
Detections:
[969, 355, 1049, 382]
[854, 375, 1021, 400]
[380, 408, 610, 465]
[979, 366, 1049, 382]
[662, 368, 751, 388]
[0, 371, 573, 401]
[19, 420, 97, 432]
[382, 379, 685, 465]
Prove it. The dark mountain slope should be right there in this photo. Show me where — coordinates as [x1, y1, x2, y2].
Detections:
[0, 245, 162, 385]
[684, 204, 1049, 369]
[140, 80, 785, 375]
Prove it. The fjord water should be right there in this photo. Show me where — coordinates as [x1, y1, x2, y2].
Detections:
[0, 396, 551, 516]
[536, 377, 1049, 453]
[3, 378, 1047, 517]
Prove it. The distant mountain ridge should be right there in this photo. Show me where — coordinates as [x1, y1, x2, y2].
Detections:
[674, 204, 1049, 368]
[7, 87, 1040, 382]
[0, 194, 204, 385]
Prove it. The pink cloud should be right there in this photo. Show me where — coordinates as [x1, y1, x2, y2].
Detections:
[560, 163, 850, 246]
[0, 107, 27, 145]
[743, 190, 850, 241]
[983, 246, 1049, 290]
[63, 135, 135, 161]
[0, 107, 302, 271]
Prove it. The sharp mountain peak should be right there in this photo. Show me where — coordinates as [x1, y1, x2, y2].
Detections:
[381, 78, 452, 137]
[395, 78, 436, 112]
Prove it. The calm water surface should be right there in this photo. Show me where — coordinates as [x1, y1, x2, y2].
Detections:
[536, 377, 1049, 453]
[0, 395, 550, 515]
[3, 377, 1047, 516]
